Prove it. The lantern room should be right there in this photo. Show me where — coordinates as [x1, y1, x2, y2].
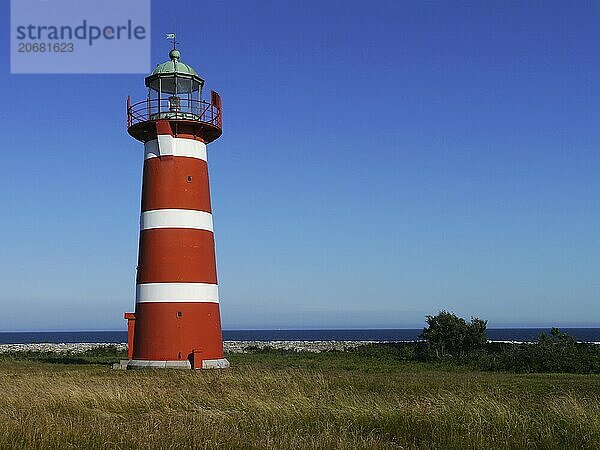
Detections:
[145, 49, 205, 120]
[127, 47, 222, 144]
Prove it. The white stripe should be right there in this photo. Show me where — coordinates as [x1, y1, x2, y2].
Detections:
[136, 283, 219, 303]
[141, 209, 213, 231]
[144, 136, 207, 161]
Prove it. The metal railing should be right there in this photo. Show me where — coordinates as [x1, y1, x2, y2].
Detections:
[127, 97, 222, 129]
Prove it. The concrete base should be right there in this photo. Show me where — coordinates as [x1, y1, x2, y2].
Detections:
[200, 358, 230, 369]
[126, 359, 192, 369]
[112, 358, 230, 370]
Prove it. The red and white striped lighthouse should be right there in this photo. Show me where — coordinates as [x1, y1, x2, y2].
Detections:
[123, 45, 228, 369]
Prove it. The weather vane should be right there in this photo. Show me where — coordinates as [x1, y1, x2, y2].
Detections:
[166, 33, 178, 50]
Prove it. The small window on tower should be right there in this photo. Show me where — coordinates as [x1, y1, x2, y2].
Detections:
[187, 176, 193, 182]
[177, 311, 182, 317]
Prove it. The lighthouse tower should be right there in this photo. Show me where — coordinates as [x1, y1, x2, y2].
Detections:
[123, 45, 228, 369]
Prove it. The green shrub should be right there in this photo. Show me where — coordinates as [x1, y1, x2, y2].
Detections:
[420, 311, 487, 358]
[471, 329, 600, 374]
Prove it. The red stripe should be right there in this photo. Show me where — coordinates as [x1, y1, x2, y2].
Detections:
[155, 120, 173, 136]
[153, 119, 210, 142]
[141, 156, 212, 212]
[132, 302, 224, 361]
[137, 229, 217, 284]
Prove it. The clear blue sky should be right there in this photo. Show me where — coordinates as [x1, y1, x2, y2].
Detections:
[1, 1, 599, 331]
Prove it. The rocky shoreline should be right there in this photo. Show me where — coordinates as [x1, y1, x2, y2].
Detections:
[5, 339, 579, 354]
[0, 340, 387, 354]
[0, 343, 128, 354]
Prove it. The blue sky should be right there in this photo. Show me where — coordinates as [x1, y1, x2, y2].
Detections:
[1, 0, 599, 330]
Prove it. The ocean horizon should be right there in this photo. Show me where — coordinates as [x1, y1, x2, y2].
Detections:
[1, 328, 600, 344]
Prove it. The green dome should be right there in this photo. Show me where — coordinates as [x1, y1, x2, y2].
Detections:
[151, 58, 199, 77]
[146, 49, 204, 94]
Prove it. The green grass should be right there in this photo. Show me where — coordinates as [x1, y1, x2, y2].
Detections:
[0, 348, 599, 449]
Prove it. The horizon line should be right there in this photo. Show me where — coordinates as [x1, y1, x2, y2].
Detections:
[1, 325, 600, 333]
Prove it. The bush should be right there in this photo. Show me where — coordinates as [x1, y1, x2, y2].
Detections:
[417, 311, 600, 373]
[420, 311, 487, 358]
[471, 328, 600, 374]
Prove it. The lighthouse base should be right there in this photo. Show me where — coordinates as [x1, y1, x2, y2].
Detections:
[126, 359, 191, 369]
[119, 358, 230, 370]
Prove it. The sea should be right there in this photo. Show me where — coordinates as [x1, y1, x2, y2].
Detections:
[0, 328, 599, 344]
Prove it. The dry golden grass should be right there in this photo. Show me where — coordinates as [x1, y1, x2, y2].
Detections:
[0, 352, 598, 449]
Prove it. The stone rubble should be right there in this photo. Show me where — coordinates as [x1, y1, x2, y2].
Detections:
[0, 341, 388, 354]
[224, 340, 384, 353]
[0, 343, 128, 354]
[2, 340, 595, 355]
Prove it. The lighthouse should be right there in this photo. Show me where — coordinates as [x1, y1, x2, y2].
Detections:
[123, 44, 228, 369]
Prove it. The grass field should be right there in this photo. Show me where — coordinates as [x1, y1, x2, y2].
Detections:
[0, 348, 599, 449]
